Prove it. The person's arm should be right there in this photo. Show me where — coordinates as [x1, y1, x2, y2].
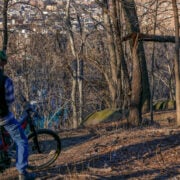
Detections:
[4, 77, 15, 112]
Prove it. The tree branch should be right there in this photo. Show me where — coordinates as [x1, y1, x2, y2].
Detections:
[122, 32, 179, 43]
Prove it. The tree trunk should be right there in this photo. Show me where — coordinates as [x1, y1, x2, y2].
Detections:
[2, 0, 9, 52]
[111, 0, 130, 109]
[102, 0, 119, 108]
[77, 59, 83, 125]
[76, 13, 84, 126]
[121, 0, 150, 113]
[102, 0, 131, 109]
[71, 60, 78, 128]
[150, 0, 158, 123]
[122, 33, 180, 43]
[128, 35, 142, 126]
[66, 0, 78, 128]
[172, 0, 180, 126]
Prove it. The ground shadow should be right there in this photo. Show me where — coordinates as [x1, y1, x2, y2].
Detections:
[37, 132, 180, 179]
[106, 165, 180, 180]
[61, 133, 96, 150]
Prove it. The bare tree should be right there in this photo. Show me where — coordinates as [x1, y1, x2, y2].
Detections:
[150, 0, 158, 123]
[172, 0, 180, 126]
[95, 0, 130, 109]
[65, 0, 84, 128]
[65, 0, 78, 128]
[128, 34, 142, 125]
[121, 0, 150, 114]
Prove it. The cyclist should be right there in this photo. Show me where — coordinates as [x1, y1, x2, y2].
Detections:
[0, 50, 36, 180]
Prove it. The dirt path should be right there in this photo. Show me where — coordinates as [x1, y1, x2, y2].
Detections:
[1, 114, 180, 180]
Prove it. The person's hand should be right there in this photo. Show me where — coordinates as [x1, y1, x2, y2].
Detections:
[24, 103, 35, 112]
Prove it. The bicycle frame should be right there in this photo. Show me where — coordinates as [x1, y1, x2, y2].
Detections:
[0, 126, 11, 151]
[0, 110, 39, 153]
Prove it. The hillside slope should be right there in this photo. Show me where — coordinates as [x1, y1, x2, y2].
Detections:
[1, 111, 180, 180]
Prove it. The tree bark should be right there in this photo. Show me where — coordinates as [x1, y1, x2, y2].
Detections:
[99, 0, 131, 109]
[121, 0, 150, 113]
[2, 0, 9, 52]
[150, 0, 158, 123]
[172, 0, 180, 126]
[111, 0, 130, 109]
[102, 0, 120, 108]
[128, 34, 142, 126]
[122, 33, 180, 43]
[77, 59, 83, 125]
[66, 0, 78, 128]
[71, 60, 78, 128]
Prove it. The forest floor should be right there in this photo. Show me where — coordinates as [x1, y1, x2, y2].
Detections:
[1, 110, 180, 180]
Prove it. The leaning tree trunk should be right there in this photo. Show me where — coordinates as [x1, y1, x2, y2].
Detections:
[121, 0, 150, 113]
[172, 0, 180, 126]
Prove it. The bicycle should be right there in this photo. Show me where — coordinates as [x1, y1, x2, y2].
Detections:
[0, 96, 61, 173]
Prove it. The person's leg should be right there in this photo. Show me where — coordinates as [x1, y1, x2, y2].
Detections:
[4, 117, 28, 174]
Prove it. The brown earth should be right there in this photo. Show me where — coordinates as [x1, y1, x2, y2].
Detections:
[1, 110, 180, 180]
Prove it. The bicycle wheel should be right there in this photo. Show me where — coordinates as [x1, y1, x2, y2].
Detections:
[27, 129, 61, 170]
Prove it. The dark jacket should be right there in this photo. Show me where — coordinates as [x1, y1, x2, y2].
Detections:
[0, 70, 8, 118]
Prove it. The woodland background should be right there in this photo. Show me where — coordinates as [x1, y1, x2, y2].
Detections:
[0, 0, 180, 179]
[0, 0, 180, 129]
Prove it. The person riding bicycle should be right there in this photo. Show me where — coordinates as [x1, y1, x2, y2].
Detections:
[0, 50, 36, 180]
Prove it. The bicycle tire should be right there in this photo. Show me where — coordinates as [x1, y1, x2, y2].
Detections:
[27, 129, 61, 170]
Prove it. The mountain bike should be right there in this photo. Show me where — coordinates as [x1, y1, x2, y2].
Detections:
[0, 96, 61, 173]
